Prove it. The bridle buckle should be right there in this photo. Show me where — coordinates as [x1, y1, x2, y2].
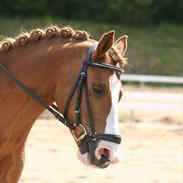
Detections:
[80, 72, 86, 76]
[71, 123, 87, 142]
[90, 133, 97, 141]
[75, 109, 80, 114]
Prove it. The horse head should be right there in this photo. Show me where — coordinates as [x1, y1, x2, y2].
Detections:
[54, 30, 128, 168]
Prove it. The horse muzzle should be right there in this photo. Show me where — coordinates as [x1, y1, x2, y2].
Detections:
[78, 138, 120, 168]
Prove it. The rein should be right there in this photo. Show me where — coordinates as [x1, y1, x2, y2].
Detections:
[0, 43, 124, 167]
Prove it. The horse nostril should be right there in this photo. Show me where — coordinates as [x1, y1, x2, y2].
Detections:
[99, 148, 111, 159]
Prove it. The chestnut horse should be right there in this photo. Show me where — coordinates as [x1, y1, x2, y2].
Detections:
[0, 26, 127, 183]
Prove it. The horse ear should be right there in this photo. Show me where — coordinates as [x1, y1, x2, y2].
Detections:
[114, 35, 128, 57]
[92, 31, 115, 59]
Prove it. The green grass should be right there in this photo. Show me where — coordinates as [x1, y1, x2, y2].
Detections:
[0, 17, 183, 76]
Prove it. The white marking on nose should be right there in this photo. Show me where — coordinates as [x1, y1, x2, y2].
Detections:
[96, 73, 121, 163]
[95, 141, 120, 163]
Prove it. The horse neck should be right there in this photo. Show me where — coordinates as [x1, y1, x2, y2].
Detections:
[0, 38, 93, 148]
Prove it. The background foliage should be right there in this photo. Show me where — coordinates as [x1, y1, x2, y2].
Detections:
[0, 1, 182, 76]
[0, 17, 182, 76]
[0, 0, 183, 26]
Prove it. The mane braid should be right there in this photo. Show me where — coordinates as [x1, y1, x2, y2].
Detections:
[0, 26, 90, 52]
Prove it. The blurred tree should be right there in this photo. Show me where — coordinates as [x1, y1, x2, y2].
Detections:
[0, 0, 182, 25]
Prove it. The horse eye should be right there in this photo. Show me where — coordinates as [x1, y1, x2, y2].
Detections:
[92, 85, 103, 95]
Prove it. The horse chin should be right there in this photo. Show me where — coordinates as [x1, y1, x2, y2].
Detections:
[77, 149, 110, 169]
[77, 150, 91, 167]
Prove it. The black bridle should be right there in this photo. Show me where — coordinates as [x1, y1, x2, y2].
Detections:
[0, 43, 124, 168]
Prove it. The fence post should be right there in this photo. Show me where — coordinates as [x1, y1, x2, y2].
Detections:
[129, 108, 135, 123]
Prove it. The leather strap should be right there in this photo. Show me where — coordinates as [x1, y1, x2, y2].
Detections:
[63, 43, 97, 120]
[84, 61, 124, 73]
[0, 63, 75, 130]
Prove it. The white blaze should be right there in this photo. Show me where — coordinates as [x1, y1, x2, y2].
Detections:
[95, 73, 121, 162]
[105, 73, 121, 135]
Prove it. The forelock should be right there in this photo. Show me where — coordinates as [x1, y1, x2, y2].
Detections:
[109, 47, 127, 67]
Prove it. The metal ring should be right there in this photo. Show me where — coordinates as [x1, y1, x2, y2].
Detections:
[80, 72, 86, 76]
[90, 133, 97, 141]
[71, 123, 87, 142]
[75, 109, 80, 114]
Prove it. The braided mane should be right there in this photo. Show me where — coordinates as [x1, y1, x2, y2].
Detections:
[0, 26, 90, 52]
[0, 26, 127, 66]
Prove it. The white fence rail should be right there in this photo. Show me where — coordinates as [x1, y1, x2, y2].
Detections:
[119, 92, 183, 112]
[123, 74, 183, 85]
[119, 75, 183, 122]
